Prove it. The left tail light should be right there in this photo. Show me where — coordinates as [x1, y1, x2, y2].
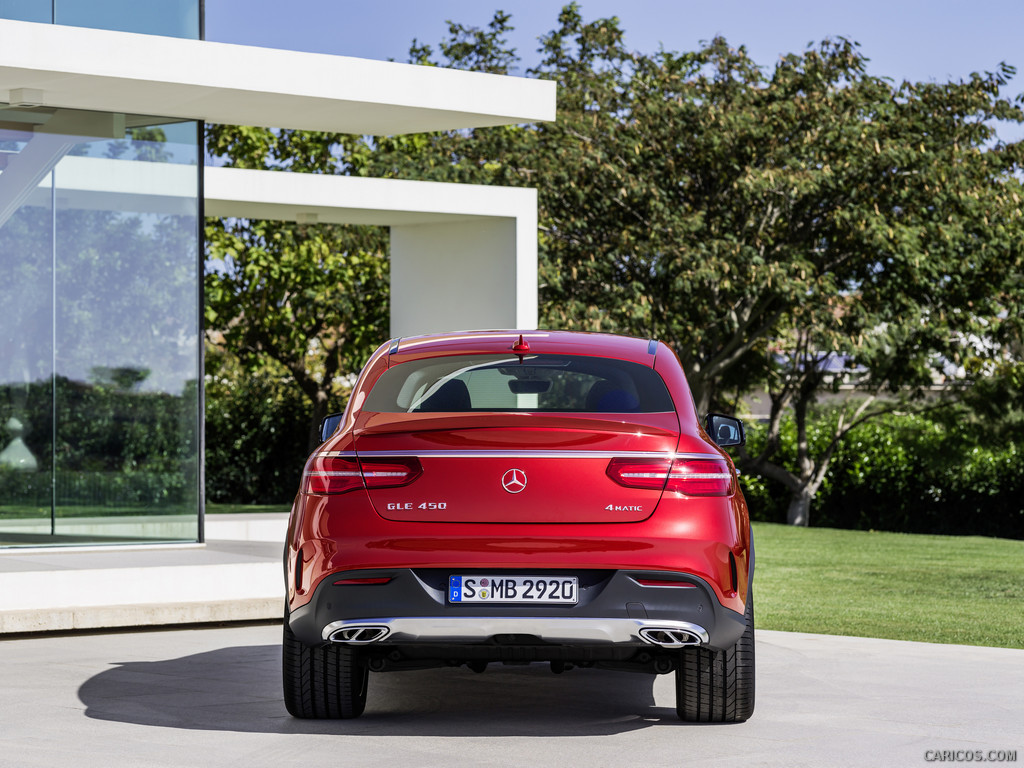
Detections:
[302, 455, 422, 495]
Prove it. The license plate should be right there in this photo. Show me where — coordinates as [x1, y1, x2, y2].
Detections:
[448, 575, 578, 604]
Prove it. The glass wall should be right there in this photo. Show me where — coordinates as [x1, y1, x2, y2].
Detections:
[0, 0, 51, 23]
[0, 0, 201, 38]
[0, 107, 201, 546]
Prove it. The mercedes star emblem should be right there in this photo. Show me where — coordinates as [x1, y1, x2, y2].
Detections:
[501, 468, 527, 494]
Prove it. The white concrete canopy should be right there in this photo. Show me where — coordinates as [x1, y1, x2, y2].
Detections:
[0, 19, 555, 135]
[206, 167, 538, 335]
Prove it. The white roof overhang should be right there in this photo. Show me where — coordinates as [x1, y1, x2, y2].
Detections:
[13, 158, 535, 225]
[204, 166, 535, 226]
[0, 19, 556, 135]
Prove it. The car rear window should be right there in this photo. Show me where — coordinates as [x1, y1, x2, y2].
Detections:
[363, 354, 675, 413]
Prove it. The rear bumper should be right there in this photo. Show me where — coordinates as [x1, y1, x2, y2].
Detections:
[288, 567, 746, 652]
[322, 616, 709, 646]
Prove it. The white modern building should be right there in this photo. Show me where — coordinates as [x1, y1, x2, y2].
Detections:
[0, 3, 555, 549]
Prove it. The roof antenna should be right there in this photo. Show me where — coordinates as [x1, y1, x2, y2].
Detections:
[512, 333, 530, 364]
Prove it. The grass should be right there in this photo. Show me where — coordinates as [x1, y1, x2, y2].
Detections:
[0, 503, 291, 519]
[206, 503, 291, 515]
[752, 522, 1024, 649]
[0, 504, 195, 518]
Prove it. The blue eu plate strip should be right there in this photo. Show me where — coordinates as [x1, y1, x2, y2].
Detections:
[449, 576, 462, 602]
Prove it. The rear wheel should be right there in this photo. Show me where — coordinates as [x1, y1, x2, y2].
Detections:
[675, 591, 755, 722]
[282, 618, 368, 719]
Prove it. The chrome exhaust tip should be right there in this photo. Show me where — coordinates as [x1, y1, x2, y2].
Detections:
[638, 627, 704, 648]
[327, 625, 390, 644]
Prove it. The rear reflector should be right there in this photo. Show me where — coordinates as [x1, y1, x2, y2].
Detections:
[634, 578, 698, 588]
[607, 457, 733, 496]
[303, 455, 422, 495]
[333, 577, 393, 586]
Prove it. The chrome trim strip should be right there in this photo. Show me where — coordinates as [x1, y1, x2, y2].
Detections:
[322, 617, 709, 646]
[647, 339, 658, 355]
[319, 449, 721, 460]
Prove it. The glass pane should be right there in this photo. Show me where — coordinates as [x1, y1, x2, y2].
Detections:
[0, 106, 200, 546]
[0, 119, 54, 545]
[0, 0, 52, 23]
[55, 0, 200, 39]
[52, 119, 199, 543]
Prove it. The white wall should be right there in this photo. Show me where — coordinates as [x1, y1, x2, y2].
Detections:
[391, 219, 531, 336]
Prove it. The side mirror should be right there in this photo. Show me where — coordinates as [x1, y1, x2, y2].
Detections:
[705, 413, 746, 448]
[319, 412, 344, 443]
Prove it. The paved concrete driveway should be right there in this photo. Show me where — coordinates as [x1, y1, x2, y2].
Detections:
[2, 624, 1020, 767]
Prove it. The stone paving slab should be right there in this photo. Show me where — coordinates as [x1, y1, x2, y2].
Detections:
[0, 515, 287, 633]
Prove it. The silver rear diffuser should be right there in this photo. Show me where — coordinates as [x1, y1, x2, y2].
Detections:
[323, 617, 709, 647]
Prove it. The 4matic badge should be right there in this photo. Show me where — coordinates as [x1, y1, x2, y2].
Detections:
[605, 504, 644, 512]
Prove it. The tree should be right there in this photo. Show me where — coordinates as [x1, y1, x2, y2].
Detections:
[205, 215, 388, 451]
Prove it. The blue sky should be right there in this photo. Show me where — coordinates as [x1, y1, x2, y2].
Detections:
[205, 0, 1024, 140]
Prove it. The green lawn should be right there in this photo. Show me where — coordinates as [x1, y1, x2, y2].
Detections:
[206, 503, 291, 515]
[752, 522, 1024, 649]
[0, 503, 293, 518]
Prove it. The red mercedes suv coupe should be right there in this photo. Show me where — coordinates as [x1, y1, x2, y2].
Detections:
[283, 330, 754, 722]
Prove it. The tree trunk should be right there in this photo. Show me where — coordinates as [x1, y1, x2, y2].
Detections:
[787, 489, 813, 526]
[687, 374, 712, 418]
[307, 392, 330, 453]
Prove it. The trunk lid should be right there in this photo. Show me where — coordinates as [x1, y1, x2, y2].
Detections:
[353, 412, 681, 523]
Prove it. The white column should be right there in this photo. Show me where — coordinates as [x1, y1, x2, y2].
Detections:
[390, 216, 538, 337]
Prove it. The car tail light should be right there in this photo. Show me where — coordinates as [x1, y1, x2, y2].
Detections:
[607, 457, 733, 496]
[303, 455, 422, 495]
[360, 457, 423, 489]
[606, 458, 674, 491]
[666, 458, 733, 496]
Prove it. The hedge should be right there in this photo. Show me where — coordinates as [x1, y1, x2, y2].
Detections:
[204, 370, 312, 504]
[740, 410, 1024, 539]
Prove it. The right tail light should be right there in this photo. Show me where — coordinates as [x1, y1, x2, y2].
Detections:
[607, 457, 733, 496]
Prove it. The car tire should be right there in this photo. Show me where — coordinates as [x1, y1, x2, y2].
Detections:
[675, 590, 755, 723]
[282, 618, 368, 719]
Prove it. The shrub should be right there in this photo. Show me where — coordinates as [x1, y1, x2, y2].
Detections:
[204, 369, 313, 504]
[740, 409, 1024, 539]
